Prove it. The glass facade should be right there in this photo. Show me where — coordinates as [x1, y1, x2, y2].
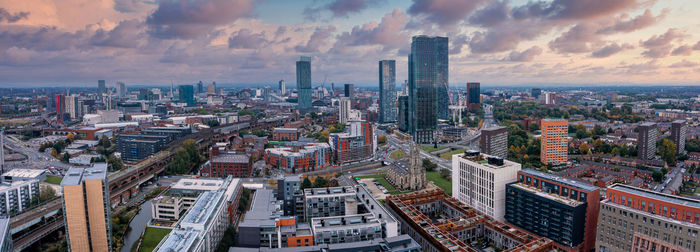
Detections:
[408, 36, 448, 143]
[296, 56, 312, 110]
[178, 85, 194, 106]
[379, 60, 397, 123]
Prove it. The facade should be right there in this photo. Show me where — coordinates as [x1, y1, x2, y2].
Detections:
[279, 80, 286, 95]
[338, 97, 351, 124]
[61, 163, 111, 252]
[116, 82, 126, 97]
[532, 88, 542, 99]
[98, 80, 106, 98]
[452, 151, 521, 221]
[595, 184, 700, 252]
[277, 176, 302, 217]
[540, 119, 569, 165]
[202, 147, 253, 178]
[329, 120, 374, 164]
[386, 189, 556, 252]
[386, 140, 426, 191]
[671, 120, 687, 155]
[65, 95, 83, 119]
[397, 96, 409, 132]
[480, 126, 508, 159]
[56, 94, 65, 122]
[303, 187, 356, 221]
[638, 122, 658, 160]
[344, 83, 354, 99]
[229, 235, 420, 252]
[0, 179, 40, 216]
[178, 85, 195, 106]
[117, 134, 169, 162]
[505, 169, 601, 251]
[152, 195, 185, 221]
[296, 56, 312, 111]
[273, 128, 300, 142]
[0, 218, 11, 252]
[467, 82, 480, 109]
[265, 142, 332, 173]
[379, 60, 397, 123]
[408, 35, 448, 144]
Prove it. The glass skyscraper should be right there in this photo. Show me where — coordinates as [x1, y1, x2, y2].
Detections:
[178, 85, 195, 106]
[296, 56, 312, 111]
[408, 35, 448, 143]
[379, 60, 397, 123]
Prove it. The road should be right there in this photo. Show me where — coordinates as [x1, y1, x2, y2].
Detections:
[2, 134, 70, 174]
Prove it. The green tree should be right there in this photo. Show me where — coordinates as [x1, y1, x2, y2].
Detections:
[377, 135, 387, 145]
[652, 171, 664, 182]
[301, 177, 312, 189]
[313, 177, 329, 188]
[422, 159, 437, 171]
[439, 168, 450, 178]
[61, 152, 70, 163]
[657, 139, 677, 165]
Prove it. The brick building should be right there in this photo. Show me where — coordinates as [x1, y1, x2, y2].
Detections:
[201, 147, 253, 178]
[265, 143, 331, 173]
[273, 128, 300, 141]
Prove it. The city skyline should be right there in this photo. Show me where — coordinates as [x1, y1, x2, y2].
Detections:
[1, 0, 700, 87]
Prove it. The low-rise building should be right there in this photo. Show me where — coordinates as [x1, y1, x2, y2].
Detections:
[152, 195, 186, 221]
[265, 142, 332, 173]
[1, 169, 46, 182]
[200, 147, 252, 178]
[273, 128, 300, 142]
[229, 234, 420, 252]
[0, 179, 40, 216]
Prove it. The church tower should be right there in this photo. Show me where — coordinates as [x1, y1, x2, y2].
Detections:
[408, 139, 426, 190]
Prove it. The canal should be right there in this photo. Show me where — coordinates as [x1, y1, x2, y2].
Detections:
[121, 200, 153, 252]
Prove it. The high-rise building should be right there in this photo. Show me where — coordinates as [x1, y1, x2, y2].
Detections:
[397, 96, 409, 132]
[178, 85, 195, 106]
[55, 94, 65, 122]
[207, 82, 216, 95]
[505, 169, 601, 251]
[344, 83, 354, 99]
[671, 120, 687, 155]
[296, 56, 312, 111]
[116, 82, 126, 97]
[540, 119, 568, 165]
[531, 88, 542, 99]
[638, 122, 657, 160]
[452, 151, 521, 221]
[338, 97, 351, 124]
[467, 82, 480, 109]
[97, 80, 106, 98]
[379, 60, 397, 123]
[65, 95, 83, 119]
[329, 120, 374, 164]
[61, 163, 110, 252]
[279, 80, 286, 96]
[596, 184, 700, 252]
[402, 80, 408, 96]
[544, 92, 557, 105]
[263, 86, 272, 102]
[408, 35, 448, 144]
[480, 126, 508, 159]
[197, 81, 204, 93]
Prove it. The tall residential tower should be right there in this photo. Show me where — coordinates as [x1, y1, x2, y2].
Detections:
[61, 163, 111, 252]
[379, 60, 397, 123]
[296, 56, 312, 111]
[408, 35, 448, 144]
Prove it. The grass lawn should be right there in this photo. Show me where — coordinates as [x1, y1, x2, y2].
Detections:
[426, 171, 452, 195]
[44, 175, 63, 185]
[440, 149, 466, 161]
[139, 227, 172, 252]
[420, 145, 448, 152]
[354, 174, 407, 195]
[389, 150, 407, 160]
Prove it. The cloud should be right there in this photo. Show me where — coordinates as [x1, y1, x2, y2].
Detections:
[671, 45, 693, 56]
[640, 28, 686, 58]
[228, 29, 268, 49]
[295, 26, 336, 53]
[590, 43, 633, 58]
[669, 60, 698, 68]
[468, 1, 509, 27]
[113, 0, 152, 13]
[408, 0, 486, 27]
[597, 9, 666, 34]
[303, 0, 376, 20]
[449, 34, 469, 55]
[512, 0, 640, 20]
[549, 23, 599, 53]
[694, 41, 700, 50]
[0, 8, 29, 23]
[0, 26, 90, 51]
[468, 18, 553, 54]
[332, 9, 409, 52]
[146, 0, 255, 39]
[505, 46, 543, 62]
[91, 19, 144, 48]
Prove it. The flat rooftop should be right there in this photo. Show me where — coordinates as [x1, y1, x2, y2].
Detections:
[520, 169, 598, 192]
[181, 191, 223, 226]
[2, 169, 46, 178]
[304, 186, 355, 197]
[510, 183, 584, 207]
[156, 228, 198, 252]
[61, 163, 108, 186]
[239, 189, 281, 228]
[212, 152, 249, 163]
[609, 184, 700, 209]
[171, 177, 226, 191]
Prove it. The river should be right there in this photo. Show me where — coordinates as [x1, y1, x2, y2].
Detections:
[120, 200, 153, 252]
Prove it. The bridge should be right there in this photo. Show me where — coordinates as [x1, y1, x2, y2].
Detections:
[8, 198, 63, 252]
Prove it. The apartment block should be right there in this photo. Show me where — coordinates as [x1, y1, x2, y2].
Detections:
[0, 179, 40, 216]
[540, 119, 568, 165]
[480, 126, 508, 159]
[329, 120, 374, 164]
[265, 142, 332, 173]
[638, 122, 657, 160]
[671, 120, 687, 155]
[273, 128, 300, 142]
[61, 163, 111, 252]
[452, 151, 521, 221]
[201, 147, 252, 178]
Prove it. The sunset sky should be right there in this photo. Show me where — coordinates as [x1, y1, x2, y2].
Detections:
[1, 0, 700, 87]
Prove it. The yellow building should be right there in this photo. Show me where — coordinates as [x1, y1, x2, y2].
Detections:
[540, 119, 569, 165]
[61, 163, 110, 252]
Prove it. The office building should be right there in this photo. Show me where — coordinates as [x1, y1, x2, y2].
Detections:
[596, 184, 700, 252]
[638, 122, 657, 160]
[0, 218, 11, 252]
[201, 147, 253, 178]
[277, 176, 302, 217]
[0, 179, 40, 216]
[540, 119, 568, 165]
[505, 169, 601, 251]
[379, 60, 397, 123]
[65, 95, 83, 119]
[179, 85, 195, 106]
[56, 94, 65, 122]
[197, 81, 204, 93]
[329, 120, 374, 165]
[544, 92, 557, 105]
[386, 189, 556, 252]
[532, 88, 542, 99]
[344, 83, 354, 99]
[263, 86, 272, 102]
[61, 163, 110, 252]
[116, 82, 126, 97]
[480, 126, 508, 159]
[338, 97, 351, 124]
[452, 151, 521, 221]
[207, 82, 217, 95]
[296, 56, 312, 111]
[397, 96, 409, 132]
[272, 128, 300, 142]
[117, 134, 169, 162]
[279, 80, 286, 96]
[265, 142, 332, 173]
[671, 120, 687, 155]
[98, 80, 106, 98]
[467, 82, 480, 110]
[408, 35, 448, 143]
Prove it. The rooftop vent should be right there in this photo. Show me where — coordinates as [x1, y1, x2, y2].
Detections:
[488, 157, 504, 166]
[464, 150, 480, 156]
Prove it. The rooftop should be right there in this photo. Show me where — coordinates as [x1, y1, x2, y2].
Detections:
[2, 169, 46, 178]
[212, 152, 250, 164]
[156, 228, 198, 252]
[273, 128, 298, 133]
[609, 184, 700, 209]
[520, 169, 599, 192]
[181, 191, 223, 226]
[510, 183, 584, 207]
[61, 163, 108, 186]
[239, 189, 282, 228]
[171, 177, 226, 191]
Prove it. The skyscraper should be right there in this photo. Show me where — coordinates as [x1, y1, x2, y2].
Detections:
[65, 95, 83, 119]
[197, 81, 204, 93]
[480, 126, 507, 158]
[279, 80, 286, 96]
[344, 83, 354, 99]
[467, 82, 480, 110]
[398, 96, 409, 132]
[62, 164, 111, 251]
[379, 60, 397, 123]
[638, 122, 657, 160]
[339, 97, 351, 124]
[296, 56, 312, 111]
[207, 82, 216, 95]
[178, 85, 195, 106]
[531, 88, 542, 99]
[408, 35, 448, 143]
[540, 119, 568, 165]
[97, 80, 106, 97]
[671, 120, 687, 155]
[116, 82, 126, 97]
[55, 94, 65, 122]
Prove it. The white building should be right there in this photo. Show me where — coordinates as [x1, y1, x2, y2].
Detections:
[451, 151, 520, 222]
[339, 97, 351, 124]
[0, 179, 40, 216]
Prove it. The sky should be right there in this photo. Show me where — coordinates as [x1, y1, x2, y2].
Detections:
[1, 0, 700, 88]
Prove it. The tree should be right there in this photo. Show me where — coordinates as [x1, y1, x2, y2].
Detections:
[378, 135, 387, 145]
[62, 152, 70, 163]
[328, 178, 339, 187]
[657, 139, 677, 166]
[579, 143, 589, 154]
[100, 136, 111, 148]
[39, 185, 57, 201]
[422, 159, 437, 171]
[313, 176, 329, 188]
[301, 177, 312, 189]
[652, 171, 664, 182]
[207, 120, 220, 127]
[439, 168, 450, 179]
[593, 125, 606, 136]
[108, 156, 124, 171]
